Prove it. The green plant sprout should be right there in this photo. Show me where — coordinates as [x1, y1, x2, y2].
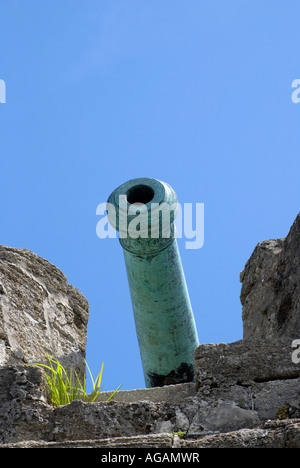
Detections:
[30, 355, 121, 407]
[172, 431, 186, 438]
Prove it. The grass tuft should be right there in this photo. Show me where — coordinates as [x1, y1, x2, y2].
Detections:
[30, 355, 120, 407]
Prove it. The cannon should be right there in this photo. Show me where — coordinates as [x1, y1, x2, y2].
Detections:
[107, 177, 199, 388]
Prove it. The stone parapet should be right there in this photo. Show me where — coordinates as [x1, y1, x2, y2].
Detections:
[0, 245, 89, 375]
[1, 213, 300, 448]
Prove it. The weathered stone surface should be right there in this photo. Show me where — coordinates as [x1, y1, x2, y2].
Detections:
[181, 419, 299, 448]
[1, 354, 300, 446]
[0, 365, 53, 444]
[0, 433, 177, 448]
[186, 398, 259, 435]
[53, 399, 178, 441]
[253, 378, 300, 420]
[240, 213, 300, 340]
[194, 338, 300, 422]
[2, 420, 300, 448]
[96, 382, 196, 404]
[195, 338, 300, 385]
[0, 364, 264, 444]
[0, 245, 89, 373]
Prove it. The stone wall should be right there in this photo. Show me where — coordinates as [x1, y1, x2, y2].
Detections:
[1, 363, 300, 448]
[240, 213, 300, 340]
[0, 245, 89, 375]
[0, 213, 299, 448]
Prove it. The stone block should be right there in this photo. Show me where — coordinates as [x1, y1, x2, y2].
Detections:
[194, 338, 300, 387]
[240, 213, 300, 340]
[52, 399, 181, 441]
[0, 365, 53, 444]
[0, 245, 89, 374]
[95, 382, 196, 404]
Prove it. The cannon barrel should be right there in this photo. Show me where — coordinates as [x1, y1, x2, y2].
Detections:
[107, 177, 199, 388]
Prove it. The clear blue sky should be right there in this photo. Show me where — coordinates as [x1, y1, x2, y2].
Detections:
[0, 1, 299, 391]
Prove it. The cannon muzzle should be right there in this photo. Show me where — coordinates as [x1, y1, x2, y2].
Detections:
[107, 177, 199, 388]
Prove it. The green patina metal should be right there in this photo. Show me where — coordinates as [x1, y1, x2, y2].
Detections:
[107, 178, 199, 388]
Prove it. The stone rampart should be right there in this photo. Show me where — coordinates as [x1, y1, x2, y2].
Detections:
[0, 213, 299, 448]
